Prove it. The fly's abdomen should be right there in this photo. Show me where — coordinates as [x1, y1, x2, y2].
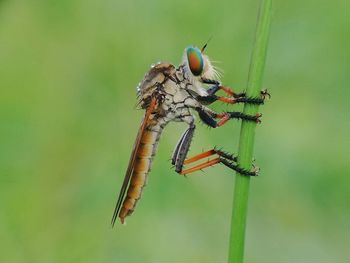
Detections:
[119, 125, 163, 222]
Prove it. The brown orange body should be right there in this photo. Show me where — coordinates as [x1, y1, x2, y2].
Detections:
[119, 120, 165, 223]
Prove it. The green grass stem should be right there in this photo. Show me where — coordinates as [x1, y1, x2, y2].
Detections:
[227, 0, 272, 262]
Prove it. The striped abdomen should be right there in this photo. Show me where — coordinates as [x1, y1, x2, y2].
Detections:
[119, 123, 164, 222]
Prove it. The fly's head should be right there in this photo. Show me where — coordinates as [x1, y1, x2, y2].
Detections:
[182, 45, 221, 84]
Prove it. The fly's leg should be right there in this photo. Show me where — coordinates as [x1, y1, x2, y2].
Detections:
[202, 78, 245, 98]
[220, 159, 259, 176]
[171, 124, 195, 173]
[170, 120, 255, 176]
[216, 112, 263, 126]
[184, 148, 237, 164]
[217, 93, 267, 105]
[199, 78, 270, 106]
[199, 89, 269, 105]
[180, 98, 261, 176]
[187, 106, 260, 175]
[196, 106, 262, 128]
[178, 148, 258, 176]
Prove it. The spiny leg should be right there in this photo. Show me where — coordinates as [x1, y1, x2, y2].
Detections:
[180, 148, 234, 175]
[181, 158, 258, 176]
[187, 106, 260, 176]
[197, 87, 246, 105]
[196, 106, 262, 128]
[218, 96, 264, 105]
[184, 148, 237, 165]
[179, 148, 257, 176]
[180, 157, 221, 175]
[202, 78, 270, 100]
[217, 89, 270, 105]
[198, 78, 269, 106]
[216, 112, 263, 126]
[220, 158, 259, 176]
[201, 78, 245, 98]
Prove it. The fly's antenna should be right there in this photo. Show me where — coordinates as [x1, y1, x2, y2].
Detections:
[201, 36, 213, 53]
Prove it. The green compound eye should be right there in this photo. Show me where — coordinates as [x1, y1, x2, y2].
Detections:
[186, 46, 204, 76]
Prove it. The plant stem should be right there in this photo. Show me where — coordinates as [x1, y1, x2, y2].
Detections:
[228, 1, 272, 263]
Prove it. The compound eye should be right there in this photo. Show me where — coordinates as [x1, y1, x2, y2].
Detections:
[186, 47, 204, 76]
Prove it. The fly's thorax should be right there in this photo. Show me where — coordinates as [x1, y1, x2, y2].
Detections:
[160, 71, 190, 108]
[162, 82, 192, 108]
[188, 79, 208, 97]
[136, 61, 203, 121]
[137, 63, 176, 109]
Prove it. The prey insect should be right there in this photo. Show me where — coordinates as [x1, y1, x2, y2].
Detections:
[111, 45, 269, 225]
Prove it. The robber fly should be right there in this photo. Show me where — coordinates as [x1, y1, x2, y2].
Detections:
[111, 44, 269, 225]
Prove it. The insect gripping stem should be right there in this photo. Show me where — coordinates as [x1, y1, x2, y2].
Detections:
[228, 1, 272, 263]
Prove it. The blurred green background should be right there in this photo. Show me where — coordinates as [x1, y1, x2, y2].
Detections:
[1, 0, 349, 262]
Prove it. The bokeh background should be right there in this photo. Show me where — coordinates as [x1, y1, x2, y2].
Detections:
[1, 0, 349, 262]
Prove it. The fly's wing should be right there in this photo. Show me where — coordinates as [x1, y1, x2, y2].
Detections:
[111, 98, 157, 227]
